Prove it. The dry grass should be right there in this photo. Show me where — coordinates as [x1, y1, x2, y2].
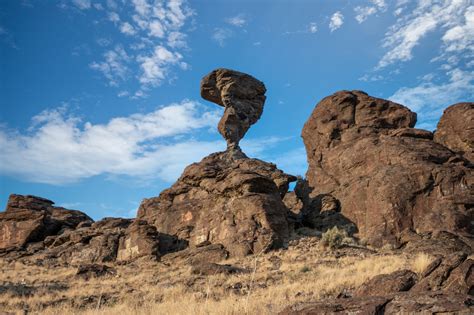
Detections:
[411, 252, 434, 274]
[0, 237, 425, 315]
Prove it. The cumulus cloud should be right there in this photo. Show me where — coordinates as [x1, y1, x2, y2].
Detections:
[378, 0, 472, 69]
[0, 101, 224, 184]
[329, 11, 344, 32]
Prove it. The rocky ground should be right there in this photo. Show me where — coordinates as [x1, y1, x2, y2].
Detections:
[2, 232, 469, 315]
[1, 69, 473, 314]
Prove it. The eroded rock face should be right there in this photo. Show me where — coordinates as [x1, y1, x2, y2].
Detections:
[138, 150, 296, 257]
[301, 90, 474, 247]
[0, 194, 93, 250]
[434, 102, 474, 162]
[201, 68, 266, 149]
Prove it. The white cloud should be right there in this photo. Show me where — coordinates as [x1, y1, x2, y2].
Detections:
[354, 0, 386, 23]
[355, 6, 377, 23]
[72, 0, 91, 10]
[90, 45, 130, 86]
[137, 45, 186, 87]
[226, 14, 246, 27]
[212, 28, 232, 46]
[88, 0, 194, 93]
[108, 12, 120, 23]
[0, 101, 224, 184]
[149, 20, 165, 37]
[389, 68, 474, 128]
[378, 1, 472, 69]
[329, 11, 344, 32]
[309, 22, 318, 33]
[167, 31, 187, 48]
[120, 22, 136, 35]
[442, 5, 474, 54]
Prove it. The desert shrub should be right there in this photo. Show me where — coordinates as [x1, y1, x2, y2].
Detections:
[300, 266, 311, 273]
[321, 226, 348, 249]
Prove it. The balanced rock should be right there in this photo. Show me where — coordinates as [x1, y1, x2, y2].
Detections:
[138, 69, 294, 257]
[138, 150, 295, 257]
[301, 91, 474, 247]
[201, 68, 266, 149]
[0, 194, 93, 250]
[434, 102, 474, 162]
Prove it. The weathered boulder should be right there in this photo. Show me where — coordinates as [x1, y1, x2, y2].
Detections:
[76, 264, 117, 280]
[301, 90, 474, 247]
[190, 262, 245, 276]
[384, 291, 473, 314]
[138, 149, 296, 257]
[434, 102, 474, 162]
[354, 269, 417, 297]
[201, 68, 266, 149]
[279, 296, 390, 315]
[0, 194, 93, 250]
[412, 252, 472, 294]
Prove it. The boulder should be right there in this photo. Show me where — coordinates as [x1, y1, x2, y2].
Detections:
[138, 150, 295, 257]
[301, 90, 474, 247]
[434, 102, 474, 162]
[412, 252, 469, 293]
[354, 269, 417, 297]
[190, 263, 245, 276]
[201, 68, 266, 149]
[384, 291, 473, 314]
[279, 296, 390, 315]
[76, 264, 117, 280]
[0, 194, 93, 250]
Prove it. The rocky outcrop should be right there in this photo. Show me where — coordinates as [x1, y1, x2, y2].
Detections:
[138, 69, 295, 257]
[301, 90, 474, 247]
[201, 68, 266, 149]
[354, 269, 417, 297]
[280, 292, 473, 315]
[0, 194, 93, 250]
[138, 150, 295, 257]
[434, 102, 474, 162]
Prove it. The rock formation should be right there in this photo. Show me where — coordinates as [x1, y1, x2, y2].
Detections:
[434, 102, 474, 162]
[201, 68, 266, 149]
[301, 90, 474, 247]
[0, 195, 92, 250]
[138, 68, 295, 257]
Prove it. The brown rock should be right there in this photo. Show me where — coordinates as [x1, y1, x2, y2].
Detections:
[138, 150, 295, 257]
[201, 68, 266, 149]
[434, 102, 474, 162]
[385, 291, 473, 314]
[301, 90, 474, 247]
[0, 194, 93, 250]
[278, 296, 390, 315]
[161, 244, 229, 265]
[412, 252, 467, 292]
[76, 264, 117, 280]
[354, 269, 417, 297]
[117, 220, 160, 262]
[443, 259, 474, 295]
[190, 263, 245, 276]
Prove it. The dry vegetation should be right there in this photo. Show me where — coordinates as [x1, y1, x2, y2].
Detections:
[0, 236, 434, 315]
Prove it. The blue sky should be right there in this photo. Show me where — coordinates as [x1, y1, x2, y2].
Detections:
[1, 0, 472, 219]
